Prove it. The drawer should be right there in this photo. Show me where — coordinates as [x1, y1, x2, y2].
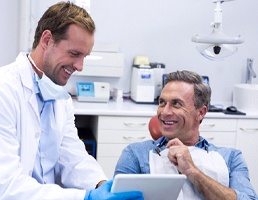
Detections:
[200, 119, 237, 132]
[237, 119, 258, 131]
[98, 116, 150, 131]
[200, 131, 236, 148]
[98, 130, 152, 143]
[97, 144, 128, 157]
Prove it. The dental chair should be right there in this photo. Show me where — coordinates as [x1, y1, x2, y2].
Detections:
[148, 115, 162, 140]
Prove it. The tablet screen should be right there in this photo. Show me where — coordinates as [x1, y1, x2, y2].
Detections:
[111, 174, 186, 200]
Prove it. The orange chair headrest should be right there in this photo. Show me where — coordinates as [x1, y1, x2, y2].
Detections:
[148, 115, 162, 140]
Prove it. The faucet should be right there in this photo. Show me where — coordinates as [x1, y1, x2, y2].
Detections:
[246, 58, 257, 84]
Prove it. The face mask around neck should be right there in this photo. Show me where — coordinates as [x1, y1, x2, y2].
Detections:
[28, 54, 70, 101]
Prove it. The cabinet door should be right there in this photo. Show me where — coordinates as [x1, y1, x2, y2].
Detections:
[200, 119, 237, 148]
[236, 119, 258, 193]
[97, 157, 121, 179]
[97, 143, 131, 179]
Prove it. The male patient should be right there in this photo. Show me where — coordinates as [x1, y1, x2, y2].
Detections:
[114, 70, 257, 200]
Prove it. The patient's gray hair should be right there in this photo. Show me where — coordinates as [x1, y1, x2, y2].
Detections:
[165, 70, 211, 109]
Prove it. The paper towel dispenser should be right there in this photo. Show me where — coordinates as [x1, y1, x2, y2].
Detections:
[73, 52, 124, 77]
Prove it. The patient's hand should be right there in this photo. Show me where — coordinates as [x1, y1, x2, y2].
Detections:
[166, 138, 197, 176]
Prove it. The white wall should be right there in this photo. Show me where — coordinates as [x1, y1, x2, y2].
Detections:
[1, 0, 258, 104]
[0, 0, 20, 66]
[89, 0, 258, 105]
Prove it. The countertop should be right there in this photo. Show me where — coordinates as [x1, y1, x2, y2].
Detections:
[73, 98, 258, 119]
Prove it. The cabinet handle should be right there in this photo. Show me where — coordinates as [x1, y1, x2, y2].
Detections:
[206, 137, 215, 140]
[240, 128, 258, 132]
[123, 136, 146, 141]
[201, 124, 215, 128]
[123, 123, 147, 128]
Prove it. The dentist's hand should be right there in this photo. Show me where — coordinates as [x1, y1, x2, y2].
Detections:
[84, 180, 143, 200]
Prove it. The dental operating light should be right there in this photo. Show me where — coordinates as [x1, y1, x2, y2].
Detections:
[191, 0, 244, 61]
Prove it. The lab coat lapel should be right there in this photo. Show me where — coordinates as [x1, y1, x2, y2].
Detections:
[17, 53, 40, 121]
[16, 53, 41, 175]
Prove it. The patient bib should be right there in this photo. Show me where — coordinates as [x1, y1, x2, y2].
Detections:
[149, 147, 229, 200]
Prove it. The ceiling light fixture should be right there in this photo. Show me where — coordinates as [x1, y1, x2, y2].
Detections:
[191, 0, 244, 61]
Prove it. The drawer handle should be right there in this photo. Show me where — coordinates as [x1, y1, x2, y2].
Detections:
[206, 137, 215, 140]
[201, 124, 215, 128]
[240, 128, 258, 132]
[123, 123, 147, 128]
[123, 136, 146, 141]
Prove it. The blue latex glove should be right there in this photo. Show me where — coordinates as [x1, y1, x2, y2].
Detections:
[84, 180, 143, 200]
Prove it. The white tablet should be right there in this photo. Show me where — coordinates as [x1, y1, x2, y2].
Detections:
[111, 174, 186, 200]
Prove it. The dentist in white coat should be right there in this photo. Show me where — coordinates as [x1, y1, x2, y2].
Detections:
[0, 2, 143, 200]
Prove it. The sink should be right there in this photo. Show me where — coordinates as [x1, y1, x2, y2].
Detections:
[233, 84, 258, 114]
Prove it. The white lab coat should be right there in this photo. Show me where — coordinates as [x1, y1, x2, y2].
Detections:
[0, 53, 107, 200]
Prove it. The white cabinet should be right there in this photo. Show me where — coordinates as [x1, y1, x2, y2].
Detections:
[75, 112, 257, 192]
[236, 119, 258, 193]
[96, 117, 239, 179]
[96, 116, 152, 179]
[200, 118, 237, 148]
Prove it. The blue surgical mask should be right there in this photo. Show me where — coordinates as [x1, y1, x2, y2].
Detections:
[35, 73, 70, 101]
[28, 54, 70, 101]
